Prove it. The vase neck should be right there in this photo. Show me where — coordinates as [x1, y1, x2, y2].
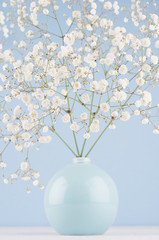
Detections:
[73, 157, 91, 164]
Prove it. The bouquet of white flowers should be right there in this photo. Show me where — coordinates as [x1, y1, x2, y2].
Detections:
[0, 0, 159, 192]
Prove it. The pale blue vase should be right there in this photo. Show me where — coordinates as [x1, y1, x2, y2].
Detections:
[44, 157, 118, 235]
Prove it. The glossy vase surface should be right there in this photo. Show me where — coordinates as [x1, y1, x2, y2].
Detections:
[44, 158, 118, 235]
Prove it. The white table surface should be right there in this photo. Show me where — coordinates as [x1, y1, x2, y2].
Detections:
[0, 227, 159, 240]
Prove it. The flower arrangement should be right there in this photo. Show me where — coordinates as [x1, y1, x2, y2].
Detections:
[0, 0, 159, 192]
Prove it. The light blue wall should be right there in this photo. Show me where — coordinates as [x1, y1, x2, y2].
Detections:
[0, 0, 159, 226]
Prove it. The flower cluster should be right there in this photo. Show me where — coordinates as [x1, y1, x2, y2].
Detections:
[0, 0, 159, 191]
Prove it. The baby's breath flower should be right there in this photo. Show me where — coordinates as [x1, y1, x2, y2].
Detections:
[81, 94, 90, 103]
[70, 122, 80, 132]
[62, 114, 70, 123]
[119, 65, 128, 75]
[33, 180, 39, 186]
[142, 118, 149, 124]
[83, 132, 90, 139]
[90, 81, 99, 91]
[80, 113, 88, 120]
[21, 162, 28, 171]
[100, 103, 110, 113]
[0, 0, 158, 191]
[120, 111, 130, 121]
[155, 40, 159, 49]
[4, 178, 9, 184]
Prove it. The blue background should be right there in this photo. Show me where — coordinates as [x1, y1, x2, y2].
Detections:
[0, 0, 159, 226]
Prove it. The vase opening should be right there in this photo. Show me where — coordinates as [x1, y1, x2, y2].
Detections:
[73, 157, 91, 164]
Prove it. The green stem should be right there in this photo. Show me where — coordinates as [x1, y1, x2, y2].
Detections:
[80, 92, 94, 156]
[53, 130, 77, 157]
[1, 142, 10, 155]
[85, 120, 112, 157]
[85, 85, 139, 157]
[52, 9, 80, 156]
[65, 83, 80, 156]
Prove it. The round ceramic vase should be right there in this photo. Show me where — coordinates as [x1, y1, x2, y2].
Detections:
[44, 158, 118, 235]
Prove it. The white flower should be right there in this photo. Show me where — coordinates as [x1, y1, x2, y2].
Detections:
[52, 96, 62, 108]
[5, 96, 12, 102]
[24, 142, 31, 148]
[22, 120, 33, 131]
[26, 189, 31, 194]
[90, 81, 99, 91]
[15, 144, 23, 152]
[11, 173, 18, 179]
[100, 19, 109, 28]
[42, 99, 50, 109]
[72, 11, 81, 18]
[54, 5, 59, 10]
[153, 129, 159, 134]
[0, 162, 7, 168]
[3, 113, 9, 123]
[142, 63, 151, 72]
[66, 17, 72, 26]
[109, 123, 116, 129]
[142, 118, 149, 124]
[7, 123, 19, 133]
[72, 81, 81, 92]
[80, 113, 88, 120]
[90, 124, 100, 133]
[29, 110, 38, 119]
[43, 126, 49, 133]
[125, 54, 133, 62]
[141, 91, 152, 106]
[90, 119, 100, 133]
[100, 19, 113, 29]
[119, 65, 128, 75]
[39, 136, 52, 143]
[134, 110, 140, 115]
[99, 79, 108, 92]
[0, 85, 3, 91]
[81, 94, 90, 103]
[84, 53, 97, 68]
[39, 184, 44, 189]
[34, 172, 40, 178]
[120, 111, 130, 121]
[136, 78, 145, 86]
[135, 100, 141, 108]
[124, 17, 129, 23]
[4, 178, 9, 184]
[21, 94, 31, 105]
[70, 122, 80, 132]
[0, 11, 5, 25]
[155, 40, 159, 48]
[21, 162, 28, 171]
[105, 53, 115, 66]
[33, 91, 44, 101]
[43, 8, 49, 15]
[100, 103, 110, 112]
[111, 111, 118, 119]
[38, 0, 50, 7]
[83, 132, 90, 139]
[33, 180, 39, 186]
[119, 78, 129, 89]
[62, 114, 70, 123]
[151, 55, 158, 65]
[141, 38, 151, 48]
[22, 176, 31, 181]
[104, 1, 112, 10]
[114, 91, 127, 102]
[21, 132, 31, 141]
[13, 105, 21, 115]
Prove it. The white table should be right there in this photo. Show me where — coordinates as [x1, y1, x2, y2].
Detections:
[0, 227, 159, 240]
